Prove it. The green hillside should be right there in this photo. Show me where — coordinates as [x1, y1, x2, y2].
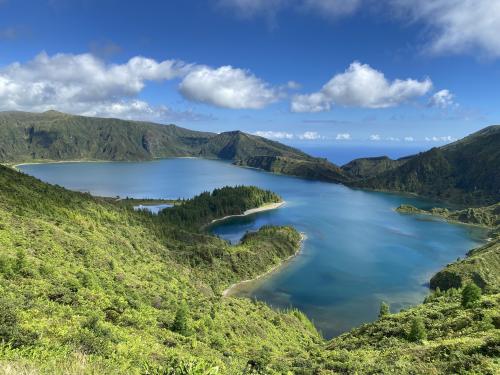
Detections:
[396, 203, 500, 228]
[0, 166, 320, 373]
[0, 111, 313, 166]
[236, 155, 349, 183]
[341, 155, 411, 179]
[354, 126, 500, 205]
[0, 163, 499, 373]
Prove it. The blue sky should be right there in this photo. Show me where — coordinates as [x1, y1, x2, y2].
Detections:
[1, 0, 499, 148]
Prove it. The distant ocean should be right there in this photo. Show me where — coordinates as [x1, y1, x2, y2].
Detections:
[297, 144, 428, 165]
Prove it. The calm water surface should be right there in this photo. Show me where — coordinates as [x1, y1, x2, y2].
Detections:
[19, 159, 486, 338]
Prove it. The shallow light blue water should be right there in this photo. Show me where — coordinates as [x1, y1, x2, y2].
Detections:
[19, 159, 486, 338]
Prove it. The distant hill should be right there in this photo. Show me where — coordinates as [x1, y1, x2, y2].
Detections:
[351, 126, 500, 205]
[341, 155, 412, 179]
[0, 110, 350, 183]
[236, 155, 349, 183]
[1, 111, 499, 204]
[0, 111, 310, 164]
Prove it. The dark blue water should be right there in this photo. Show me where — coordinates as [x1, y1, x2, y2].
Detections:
[19, 159, 486, 338]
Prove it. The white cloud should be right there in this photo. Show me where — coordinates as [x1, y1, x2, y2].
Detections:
[299, 131, 323, 140]
[386, 136, 400, 141]
[291, 61, 432, 112]
[179, 65, 280, 109]
[254, 130, 294, 139]
[335, 133, 351, 140]
[429, 89, 455, 108]
[0, 52, 191, 119]
[425, 135, 457, 142]
[82, 100, 213, 122]
[393, 0, 500, 57]
[221, 1, 500, 58]
[404, 136, 414, 142]
[254, 130, 324, 140]
[369, 134, 381, 141]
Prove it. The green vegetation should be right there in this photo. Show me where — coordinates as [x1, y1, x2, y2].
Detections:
[159, 186, 281, 228]
[2, 163, 498, 374]
[0, 165, 320, 373]
[379, 301, 390, 318]
[318, 287, 499, 374]
[408, 316, 427, 342]
[1, 111, 500, 373]
[462, 283, 482, 308]
[354, 126, 500, 205]
[396, 203, 500, 229]
[0, 111, 310, 166]
[431, 238, 500, 293]
[3, 110, 499, 205]
[341, 156, 411, 179]
[235, 155, 349, 183]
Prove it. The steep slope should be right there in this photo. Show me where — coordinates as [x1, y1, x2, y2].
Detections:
[430, 239, 500, 293]
[0, 111, 316, 165]
[0, 110, 216, 162]
[236, 155, 349, 183]
[320, 286, 500, 374]
[342, 155, 412, 178]
[199, 130, 311, 161]
[0, 166, 321, 373]
[354, 126, 500, 205]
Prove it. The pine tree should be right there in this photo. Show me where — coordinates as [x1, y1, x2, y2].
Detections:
[378, 301, 390, 318]
[408, 316, 427, 342]
[461, 283, 481, 308]
[172, 302, 189, 335]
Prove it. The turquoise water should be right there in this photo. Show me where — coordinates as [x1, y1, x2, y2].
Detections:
[19, 159, 486, 338]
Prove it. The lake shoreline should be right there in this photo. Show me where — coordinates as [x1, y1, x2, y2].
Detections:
[222, 232, 307, 297]
[209, 201, 286, 225]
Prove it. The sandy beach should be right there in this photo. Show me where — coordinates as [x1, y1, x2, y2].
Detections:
[210, 201, 285, 225]
[222, 232, 307, 297]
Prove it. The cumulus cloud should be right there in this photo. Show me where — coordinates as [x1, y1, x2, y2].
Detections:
[335, 133, 351, 140]
[291, 61, 432, 112]
[392, 0, 500, 57]
[425, 135, 457, 142]
[0, 52, 191, 118]
[179, 65, 280, 109]
[429, 89, 455, 108]
[386, 136, 400, 142]
[254, 130, 324, 140]
[299, 131, 323, 140]
[404, 136, 414, 142]
[82, 100, 214, 122]
[221, 1, 500, 58]
[254, 130, 294, 139]
[369, 134, 381, 141]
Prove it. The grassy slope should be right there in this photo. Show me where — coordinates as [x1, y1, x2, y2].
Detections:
[0, 166, 320, 374]
[320, 290, 499, 374]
